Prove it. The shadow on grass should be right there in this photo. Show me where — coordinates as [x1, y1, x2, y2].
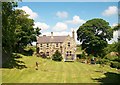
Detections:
[92, 72, 120, 84]
[2, 53, 27, 69]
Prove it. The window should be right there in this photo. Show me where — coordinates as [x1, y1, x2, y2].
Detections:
[47, 43, 49, 47]
[40, 52, 43, 55]
[66, 51, 72, 56]
[66, 51, 69, 56]
[40, 44, 42, 47]
[70, 51, 72, 56]
[46, 52, 49, 56]
[68, 42, 70, 47]
[56, 43, 58, 47]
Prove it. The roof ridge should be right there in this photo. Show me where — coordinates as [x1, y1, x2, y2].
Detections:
[37, 35, 69, 43]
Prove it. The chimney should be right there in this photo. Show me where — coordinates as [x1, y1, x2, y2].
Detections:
[72, 30, 75, 40]
[51, 32, 53, 38]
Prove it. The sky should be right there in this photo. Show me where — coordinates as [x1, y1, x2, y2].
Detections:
[22, 0, 119, 2]
[17, 2, 119, 44]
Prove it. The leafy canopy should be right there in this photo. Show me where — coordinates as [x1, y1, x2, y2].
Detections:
[2, 2, 41, 54]
[77, 18, 113, 57]
[2, 2, 18, 54]
[14, 9, 41, 52]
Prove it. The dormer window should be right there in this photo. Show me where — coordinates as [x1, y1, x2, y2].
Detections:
[68, 42, 70, 47]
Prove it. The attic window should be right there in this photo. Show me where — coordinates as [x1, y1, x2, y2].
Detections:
[68, 42, 70, 47]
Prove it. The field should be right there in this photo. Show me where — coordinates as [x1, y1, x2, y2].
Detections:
[1, 54, 120, 83]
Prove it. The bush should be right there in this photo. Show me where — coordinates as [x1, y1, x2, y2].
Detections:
[110, 62, 120, 69]
[114, 57, 120, 62]
[42, 53, 47, 58]
[52, 50, 62, 61]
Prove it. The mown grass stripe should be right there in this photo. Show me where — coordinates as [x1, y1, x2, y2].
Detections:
[2, 56, 119, 83]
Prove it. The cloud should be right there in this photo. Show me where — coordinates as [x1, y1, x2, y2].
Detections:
[34, 22, 50, 30]
[111, 23, 118, 28]
[16, 6, 38, 19]
[42, 31, 71, 36]
[41, 27, 80, 44]
[66, 15, 86, 25]
[53, 22, 68, 31]
[56, 11, 68, 18]
[108, 31, 118, 44]
[102, 6, 118, 16]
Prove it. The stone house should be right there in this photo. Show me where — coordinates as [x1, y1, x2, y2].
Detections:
[36, 31, 76, 61]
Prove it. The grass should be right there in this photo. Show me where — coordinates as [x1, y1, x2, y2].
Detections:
[1, 54, 120, 83]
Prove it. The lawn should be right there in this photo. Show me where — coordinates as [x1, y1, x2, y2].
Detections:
[1, 54, 120, 83]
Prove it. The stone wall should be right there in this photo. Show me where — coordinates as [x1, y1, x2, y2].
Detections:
[37, 36, 76, 61]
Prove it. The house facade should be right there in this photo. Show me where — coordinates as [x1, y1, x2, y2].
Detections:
[36, 31, 76, 61]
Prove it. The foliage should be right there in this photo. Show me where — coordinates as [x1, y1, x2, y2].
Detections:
[114, 57, 120, 62]
[103, 43, 116, 56]
[2, 2, 17, 56]
[103, 42, 120, 56]
[113, 24, 120, 56]
[52, 50, 62, 61]
[82, 51, 87, 58]
[110, 61, 120, 69]
[13, 9, 41, 52]
[114, 41, 120, 56]
[105, 55, 118, 61]
[24, 45, 36, 52]
[2, 2, 41, 56]
[103, 42, 120, 69]
[113, 24, 120, 31]
[77, 18, 113, 57]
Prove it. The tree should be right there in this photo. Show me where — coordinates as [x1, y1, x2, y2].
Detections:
[13, 9, 41, 52]
[113, 24, 120, 31]
[52, 50, 62, 61]
[113, 24, 120, 41]
[77, 18, 113, 57]
[2, 2, 17, 57]
[2, 2, 41, 54]
[113, 25, 120, 56]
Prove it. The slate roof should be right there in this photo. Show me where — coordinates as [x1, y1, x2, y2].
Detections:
[37, 36, 68, 44]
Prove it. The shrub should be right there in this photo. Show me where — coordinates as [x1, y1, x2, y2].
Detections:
[110, 62, 120, 69]
[52, 50, 62, 61]
[114, 57, 120, 62]
[105, 54, 118, 61]
[42, 53, 47, 58]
